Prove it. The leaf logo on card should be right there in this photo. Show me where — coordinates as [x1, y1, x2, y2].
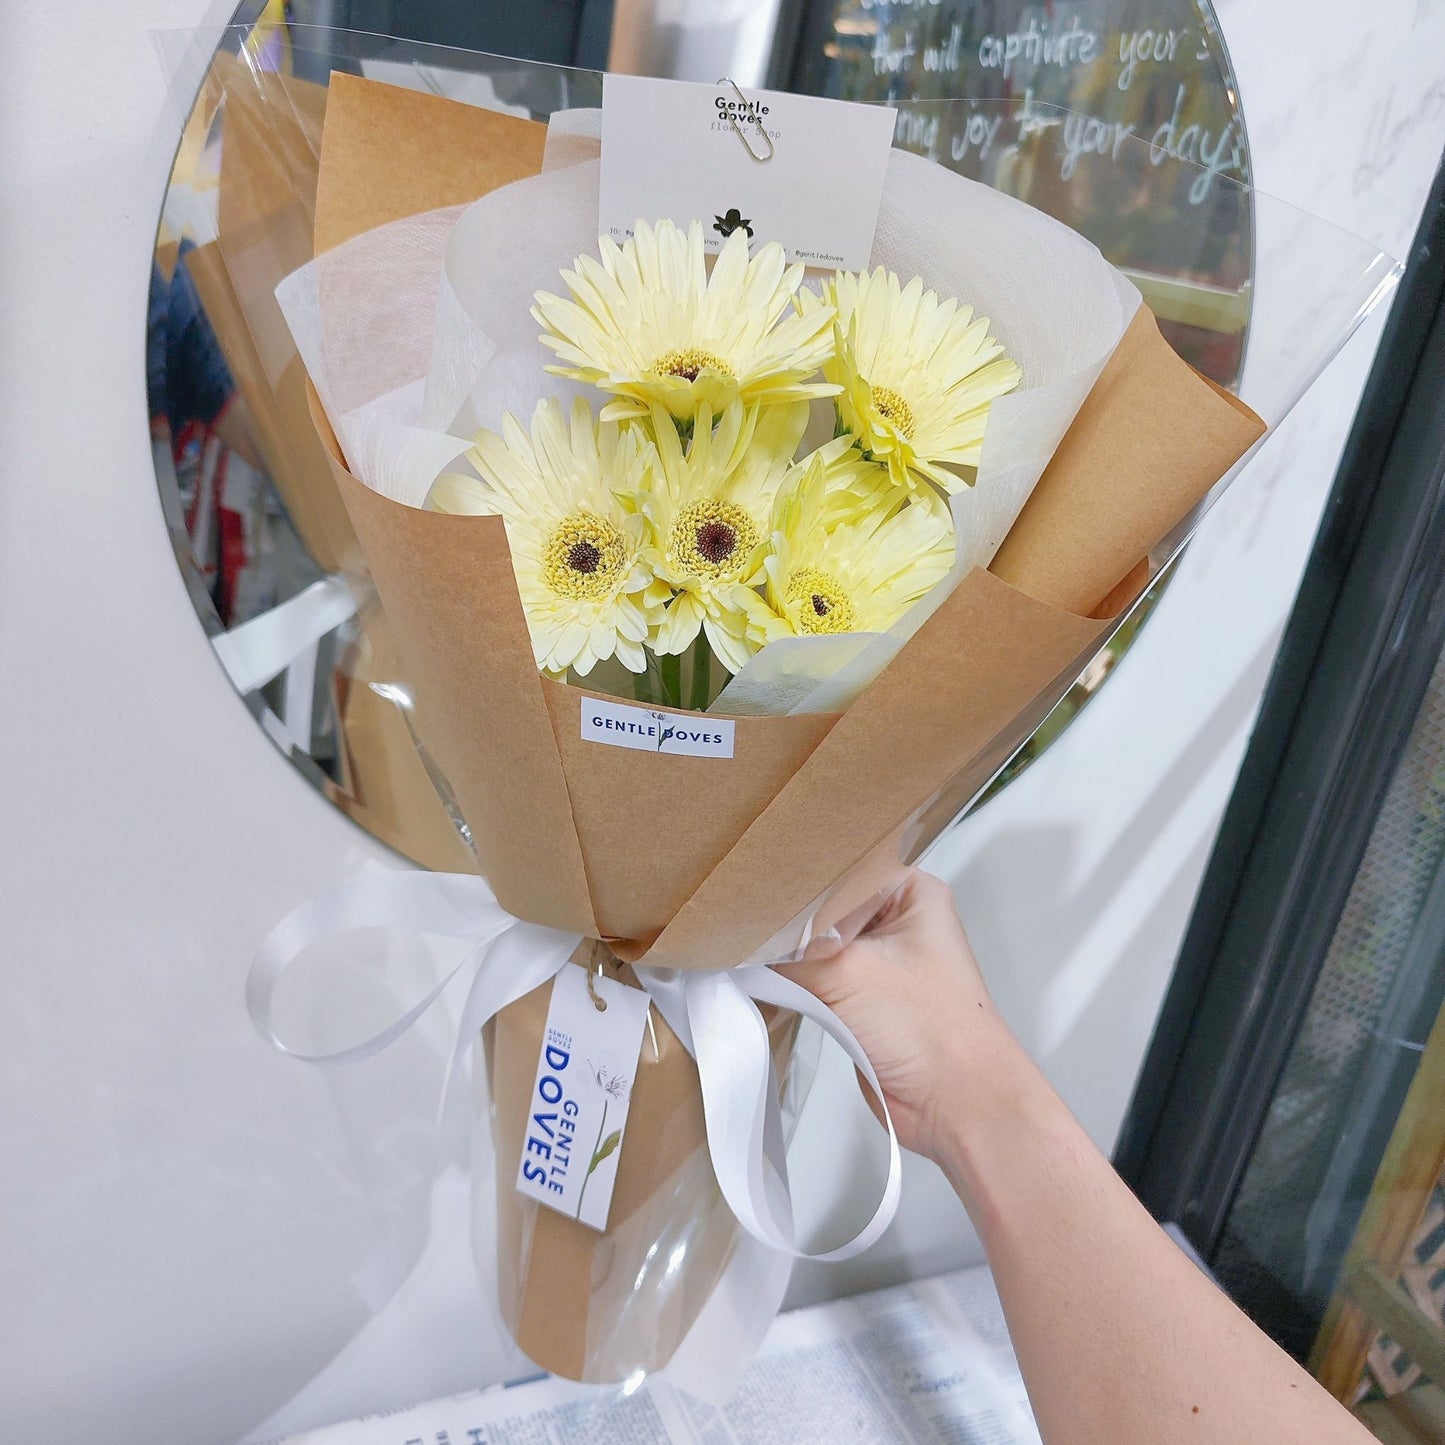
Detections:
[647, 710, 676, 752]
[713, 208, 753, 239]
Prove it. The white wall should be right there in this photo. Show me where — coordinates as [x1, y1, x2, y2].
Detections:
[610, 0, 785, 86]
[2, 3, 1443, 1442]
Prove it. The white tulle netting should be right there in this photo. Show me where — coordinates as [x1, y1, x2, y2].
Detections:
[277, 109, 1139, 716]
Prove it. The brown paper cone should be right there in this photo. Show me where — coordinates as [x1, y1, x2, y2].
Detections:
[295, 73, 1266, 1381]
[486, 960, 797, 1381]
[308, 389, 1187, 969]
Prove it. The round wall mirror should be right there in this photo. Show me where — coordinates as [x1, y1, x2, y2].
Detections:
[150, 2, 1251, 866]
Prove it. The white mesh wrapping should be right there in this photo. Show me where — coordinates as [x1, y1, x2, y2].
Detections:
[276, 110, 1139, 710]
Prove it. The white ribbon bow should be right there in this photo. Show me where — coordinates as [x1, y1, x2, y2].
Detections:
[248, 871, 901, 1262]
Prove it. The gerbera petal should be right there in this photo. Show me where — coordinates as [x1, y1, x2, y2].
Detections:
[428, 397, 669, 683]
[824, 266, 1020, 501]
[655, 591, 704, 655]
[759, 447, 956, 644]
[535, 218, 838, 423]
[426, 471, 497, 515]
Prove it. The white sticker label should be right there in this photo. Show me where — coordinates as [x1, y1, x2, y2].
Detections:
[580, 696, 735, 758]
[600, 74, 896, 272]
[515, 966, 653, 1233]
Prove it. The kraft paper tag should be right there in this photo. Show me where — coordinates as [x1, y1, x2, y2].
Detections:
[580, 696, 736, 758]
[599, 74, 895, 271]
[515, 965, 652, 1232]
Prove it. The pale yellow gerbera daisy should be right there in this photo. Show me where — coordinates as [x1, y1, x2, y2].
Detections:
[805, 267, 1021, 498]
[533, 219, 839, 424]
[427, 397, 669, 679]
[639, 400, 809, 674]
[787, 431, 924, 528]
[756, 448, 956, 644]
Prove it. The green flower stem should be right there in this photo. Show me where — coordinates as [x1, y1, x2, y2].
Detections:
[688, 638, 712, 713]
[576, 1099, 608, 1221]
[659, 652, 682, 710]
[634, 649, 667, 706]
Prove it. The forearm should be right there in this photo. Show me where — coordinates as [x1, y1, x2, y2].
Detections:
[935, 1039, 1370, 1445]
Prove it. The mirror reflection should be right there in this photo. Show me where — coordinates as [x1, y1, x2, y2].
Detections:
[150, 4, 1251, 865]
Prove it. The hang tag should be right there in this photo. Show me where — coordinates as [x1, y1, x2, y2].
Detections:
[514, 963, 653, 1232]
[600, 75, 896, 271]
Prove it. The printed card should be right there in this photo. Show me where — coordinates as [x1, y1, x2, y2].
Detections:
[514, 965, 653, 1232]
[580, 696, 736, 758]
[600, 74, 896, 271]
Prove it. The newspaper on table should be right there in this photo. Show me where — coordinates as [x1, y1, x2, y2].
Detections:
[267, 1264, 1041, 1445]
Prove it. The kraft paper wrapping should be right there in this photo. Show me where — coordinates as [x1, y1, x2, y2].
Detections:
[990, 306, 1263, 616]
[486, 957, 796, 1382]
[329, 599, 480, 874]
[184, 241, 358, 576]
[302, 73, 1264, 1378]
[186, 61, 497, 869]
[208, 57, 361, 579]
[182, 257, 476, 864]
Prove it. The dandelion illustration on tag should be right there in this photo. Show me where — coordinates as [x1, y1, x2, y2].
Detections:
[589, 1058, 631, 1101]
[576, 1056, 632, 1221]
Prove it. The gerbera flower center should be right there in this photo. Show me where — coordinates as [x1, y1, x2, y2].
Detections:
[654, 347, 732, 383]
[695, 520, 736, 564]
[786, 567, 857, 635]
[566, 540, 602, 573]
[542, 511, 627, 601]
[670, 499, 759, 581]
[870, 384, 915, 439]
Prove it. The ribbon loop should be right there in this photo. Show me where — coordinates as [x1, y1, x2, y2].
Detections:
[248, 872, 510, 1063]
[633, 963, 902, 1262]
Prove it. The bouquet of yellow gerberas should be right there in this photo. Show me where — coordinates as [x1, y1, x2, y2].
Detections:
[426, 216, 1020, 717]
[255, 70, 1266, 1398]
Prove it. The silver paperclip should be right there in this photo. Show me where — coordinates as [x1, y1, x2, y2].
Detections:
[717, 76, 775, 163]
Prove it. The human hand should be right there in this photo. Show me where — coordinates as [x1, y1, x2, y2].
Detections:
[785, 873, 1374, 1445]
[778, 868, 1038, 1164]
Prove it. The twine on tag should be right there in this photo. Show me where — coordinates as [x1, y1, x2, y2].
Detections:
[586, 939, 611, 1012]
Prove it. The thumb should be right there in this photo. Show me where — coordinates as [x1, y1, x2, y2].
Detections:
[775, 938, 866, 1011]
[772, 953, 833, 1001]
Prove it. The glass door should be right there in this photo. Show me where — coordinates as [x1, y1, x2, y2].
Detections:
[1219, 652, 1445, 1423]
[1310, 991, 1445, 1435]
[1116, 148, 1445, 1440]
